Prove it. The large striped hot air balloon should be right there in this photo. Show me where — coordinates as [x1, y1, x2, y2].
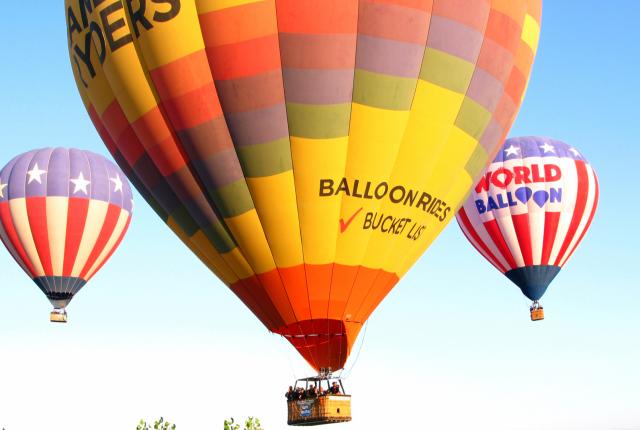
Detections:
[0, 148, 133, 322]
[66, 0, 541, 371]
[456, 137, 598, 320]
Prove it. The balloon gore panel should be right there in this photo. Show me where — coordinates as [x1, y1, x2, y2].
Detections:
[66, 0, 541, 370]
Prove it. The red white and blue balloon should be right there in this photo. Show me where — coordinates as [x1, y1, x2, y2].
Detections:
[0, 148, 133, 312]
[456, 137, 598, 302]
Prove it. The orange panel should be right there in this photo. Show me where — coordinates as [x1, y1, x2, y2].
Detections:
[485, 10, 522, 54]
[199, 1, 277, 46]
[276, 0, 358, 34]
[131, 107, 187, 176]
[206, 35, 281, 80]
[306, 263, 333, 319]
[150, 50, 214, 99]
[327, 264, 359, 320]
[160, 82, 222, 130]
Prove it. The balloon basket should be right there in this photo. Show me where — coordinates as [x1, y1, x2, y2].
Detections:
[50, 309, 67, 323]
[530, 308, 544, 321]
[287, 374, 351, 426]
[287, 395, 352, 426]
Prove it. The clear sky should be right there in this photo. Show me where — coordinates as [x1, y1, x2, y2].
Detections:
[0, 2, 639, 430]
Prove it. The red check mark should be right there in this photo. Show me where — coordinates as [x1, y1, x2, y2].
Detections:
[339, 207, 363, 233]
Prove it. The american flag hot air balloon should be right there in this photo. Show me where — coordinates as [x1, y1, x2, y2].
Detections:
[0, 148, 133, 322]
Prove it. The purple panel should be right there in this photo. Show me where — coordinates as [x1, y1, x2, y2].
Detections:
[495, 137, 590, 163]
[68, 148, 92, 200]
[355, 35, 425, 78]
[48, 148, 71, 198]
[7, 151, 37, 199]
[0, 153, 25, 202]
[25, 148, 54, 198]
[282, 69, 354, 104]
[102, 154, 133, 212]
[225, 104, 289, 147]
[1, 148, 133, 213]
[479, 119, 504, 155]
[86, 151, 110, 203]
[427, 16, 485, 64]
[467, 68, 503, 112]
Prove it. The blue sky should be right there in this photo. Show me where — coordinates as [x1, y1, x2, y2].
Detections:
[0, 2, 639, 429]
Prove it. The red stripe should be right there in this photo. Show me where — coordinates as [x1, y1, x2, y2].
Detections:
[85, 215, 131, 281]
[483, 218, 518, 270]
[26, 197, 53, 276]
[457, 208, 507, 273]
[63, 198, 90, 277]
[79, 204, 121, 279]
[540, 211, 561, 265]
[563, 170, 599, 264]
[511, 213, 533, 266]
[553, 161, 589, 266]
[88, 105, 117, 155]
[0, 201, 36, 277]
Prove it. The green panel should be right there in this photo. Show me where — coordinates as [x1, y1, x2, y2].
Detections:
[464, 143, 489, 179]
[420, 48, 475, 94]
[286, 103, 351, 139]
[203, 220, 237, 253]
[352, 69, 417, 111]
[211, 179, 255, 218]
[455, 97, 492, 140]
[144, 195, 168, 222]
[237, 138, 293, 178]
[168, 205, 200, 236]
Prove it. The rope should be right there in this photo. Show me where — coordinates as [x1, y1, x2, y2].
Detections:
[275, 332, 298, 383]
[338, 320, 369, 380]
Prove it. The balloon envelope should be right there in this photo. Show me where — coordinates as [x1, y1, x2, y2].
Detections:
[457, 137, 598, 301]
[0, 148, 133, 311]
[66, 0, 541, 370]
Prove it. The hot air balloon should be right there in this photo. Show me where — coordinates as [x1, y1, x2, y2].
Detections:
[65, 0, 541, 407]
[0, 148, 133, 322]
[457, 137, 598, 320]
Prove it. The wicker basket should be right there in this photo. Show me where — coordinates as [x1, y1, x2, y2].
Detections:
[50, 310, 67, 323]
[287, 395, 352, 426]
[530, 308, 545, 321]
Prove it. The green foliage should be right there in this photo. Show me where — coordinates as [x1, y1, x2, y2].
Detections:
[136, 417, 176, 430]
[224, 417, 264, 430]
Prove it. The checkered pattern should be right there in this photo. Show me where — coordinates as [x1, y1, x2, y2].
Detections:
[67, 0, 541, 371]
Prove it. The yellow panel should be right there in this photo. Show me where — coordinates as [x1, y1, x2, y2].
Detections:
[85, 64, 118, 117]
[356, 80, 474, 272]
[66, 1, 117, 116]
[246, 172, 304, 268]
[522, 14, 541, 53]
[413, 81, 465, 123]
[166, 219, 240, 284]
[346, 104, 410, 182]
[435, 127, 479, 173]
[197, 0, 265, 13]
[132, 0, 205, 69]
[90, 3, 159, 122]
[332, 104, 411, 266]
[224, 210, 277, 274]
[190, 230, 242, 284]
[291, 136, 349, 265]
[221, 247, 257, 280]
[395, 170, 473, 277]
